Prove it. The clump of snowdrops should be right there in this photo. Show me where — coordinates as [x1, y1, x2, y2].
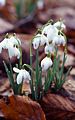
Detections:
[0, 20, 71, 101]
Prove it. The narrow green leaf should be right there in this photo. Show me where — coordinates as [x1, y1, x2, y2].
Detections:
[22, 64, 34, 72]
[3, 61, 15, 92]
[30, 40, 34, 99]
[35, 48, 39, 100]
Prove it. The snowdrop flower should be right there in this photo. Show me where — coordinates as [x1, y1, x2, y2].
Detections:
[8, 43, 20, 59]
[0, 37, 21, 59]
[0, 38, 10, 53]
[45, 44, 55, 54]
[32, 34, 48, 49]
[54, 21, 66, 30]
[32, 34, 41, 49]
[9, 36, 21, 46]
[42, 24, 58, 42]
[40, 34, 48, 46]
[0, 0, 6, 6]
[37, 0, 44, 9]
[0, 38, 8, 50]
[41, 57, 53, 71]
[52, 34, 66, 46]
[13, 67, 31, 84]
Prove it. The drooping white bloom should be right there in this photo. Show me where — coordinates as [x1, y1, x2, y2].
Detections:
[0, 38, 10, 53]
[42, 24, 58, 42]
[0, 36, 21, 59]
[40, 34, 48, 46]
[0, 38, 8, 50]
[52, 34, 66, 46]
[32, 34, 48, 49]
[8, 43, 20, 59]
[0, 0, 6, 6]
[13, 67, 31, 84]
[54, 21, 66, 30]
[41, 57, 53, 71]
[9, 36, 21, 46]
[32, 34, 41, 49]
[37, 0, 44, 9]
[45, 44, 55, 54]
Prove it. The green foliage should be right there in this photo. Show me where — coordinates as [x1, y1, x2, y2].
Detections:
[30, 47, 43, 100]
[14, 0, 36, 18]
[3, 61, 22, 95]
[44, 51, 71, 93]
[29, 47, 71, 101]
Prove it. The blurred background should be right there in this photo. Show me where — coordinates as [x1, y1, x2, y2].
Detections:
[0, 0, 75, 98]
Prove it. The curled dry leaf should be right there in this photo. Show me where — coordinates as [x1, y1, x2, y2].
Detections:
[0, 95, 46, 120]
[40, 92, 75, 120]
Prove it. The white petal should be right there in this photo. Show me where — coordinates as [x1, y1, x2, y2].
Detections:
[37, 0, 44, 9]
[40, 34, 48, 46]
[16, 38, 21, 45]
[24, 70, 31, 81]
[0, 43, 3, 53]
[59, 35, 66, 45]
[54, 21, 66, 30]
[7, 44, 14, 58]
[13, 67, 20, 73]
[0, 0, 6, 6]
[42, 25, 58, 42]
[53, 34, 66, 46]
[0, 38, 9, 53]
[14, 47, 21, 59]
[17, 72, 23, 84]
[32, 34, 41, 49]
[41, 57, 53, 71]
[52, 36, 59, 45]
[45, 44, 55, 54]
[7, 45, 20, 59]
[10, 36, 21, 46]
[42, 25, 51, 35]
[0, 47, 2, 53]
[16, 69, 31, 84]
[47, 26, 58, 42]
[1, 38, 9, 49]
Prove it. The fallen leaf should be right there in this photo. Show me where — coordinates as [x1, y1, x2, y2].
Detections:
[0, 95, 46, 120]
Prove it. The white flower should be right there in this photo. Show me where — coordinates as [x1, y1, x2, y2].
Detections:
[9, 36, 21, 46]
[8, 44, 20, 59]
[0, 38, 8, 49]
[0, 37, 21, 59]
[45, 44, 55, 54]
[54, 21, 66, 30]
[40, 34, 48, 46]
[32, 34, 48, 49]
[0, 0, 6, 6]
[0, 38, 10, 53]
[37, 0, 44, 9]
[52, 34, 66, 46]
[41, 57, 53, 71]
[32, 34, 41, 49]
[42, 24, 58, 42]
[13, 67, 31, 84]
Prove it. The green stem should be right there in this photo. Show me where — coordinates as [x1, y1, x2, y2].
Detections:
[30, 41, 34, 99]
[35, 48, 39, 100]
